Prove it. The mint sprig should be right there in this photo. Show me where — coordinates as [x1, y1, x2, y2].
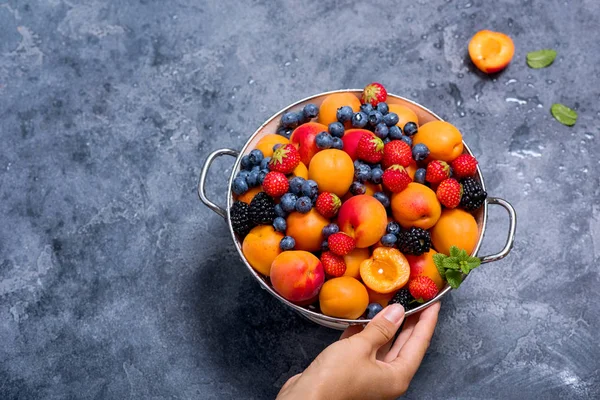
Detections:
[433, 246, 481, 289]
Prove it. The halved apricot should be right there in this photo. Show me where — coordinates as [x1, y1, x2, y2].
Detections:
[359, 247, 410, 294]
[468, 30, 514, 74]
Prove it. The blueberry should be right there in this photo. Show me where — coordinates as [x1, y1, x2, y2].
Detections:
[315, 131, 333, 149]
[328, 122, 345, 138]
[353, 160, 364, 170]
[351, 111, 369, 128]
[232, 176, 249, 195]
[360, 103, 374, 114]
[280, 236, 296, 250]
[366, 303, 384, 319]
[248, 149, 264, 166]
[376, 102, 389, 115]
[258, 169, 268, 184]
[372, 163, 382, 170]
[281, 112, 301, 128]
[388, 125, 403, 140]
[280, 193, 298, 213]
[337, 106, 354, 123]
[260, 157, 271, 170]
[322, 223, 340, 238]
[237, 170, 250, 181]
[383, 137, 391, 144]
[371, 167, 383, 184]
[273, 143, 283, 152]
[350, 181, 366, 195]
[332, 137, 344, 150]
[301, 180, 319, 198]
[273, 217, 287, 232]
[274, 204, 287, 218]
[381, 233, 397, 247]
[354, 163, 372, 182]
[383, 112, 399, 127]
[412, 143, 430, 161]
[400, 135, 413, 147]
[414, 168, 427, 184]
[368, 111, 383, 126]
[386, 222, 401, 236]
[404, 122, 418, 136]
[373, 192, 390, 207]
[276, 126, 293, 139]
[289, 177, 306, 195]
[303, 103, 319, 120]
[240, 155, 253, 170]
[374, 123, 389, 139]
[295, 196, 313, 213]
[246, 169, 260, 186]
[321, 240, 330, 252]
[251, 165, 261, 172]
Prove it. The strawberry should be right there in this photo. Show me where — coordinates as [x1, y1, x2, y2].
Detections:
[262, 172, 289, 197]
[409, 276, 439, 301]
[382, 165, 412, 193]
[269, 144, 300, 174]
[356, 134, 384, 163]
[321, 251, 347, 277]
[361, 82, 387, 106]
[450, 154, 478, 178]
[425, 160, 450, 184]
[382, 140, 413, 168]
[328, 232, 356, 256]
[436, 178, 462, 208]
[315, 192, 342, 218]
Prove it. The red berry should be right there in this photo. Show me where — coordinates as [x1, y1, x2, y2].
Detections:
[382, 140, 413, 169]
[262, 172, 289, 197]
[425, 160, 451, 184]
[361, 82, 387, 106]
[328, 232, 356, 256]
[436, 178, 462, 208]
[356, 134, 384, 163]
[382, 165, 412, 193]
[450, 154, 478, 178]
[269, 144, 300, 174]
[321, 251, 347, 277]
[408, 276, 439, 301]
[315, 192, 342, 218]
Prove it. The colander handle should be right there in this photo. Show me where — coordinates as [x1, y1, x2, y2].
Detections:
[479, 197, 517, 264]
[198, 148, 239, 219]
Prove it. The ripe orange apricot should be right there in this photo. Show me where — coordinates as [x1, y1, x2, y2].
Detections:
[468, 30, 515, 74]
[318, 93, 361, 126]
[236, 187, 262, 204]
[412, 121, 464, 162]
[366, 287, 395, 308]
[406, 249, 444, 290]
[391, 183, 441, 230]
[430, 209, 479, 256]
[343, 247, 371, 279]
[255, 134, 290, 158]
[290, 162, 308, 179]
[364, 182, 382, 196]
[286, 209, 330, 252]
[308, 149, 354, 197]
[360, 247, 410, 294]
[242, 225, 284, 276]
[388, 104, 419, 128]
[406, 161, 418, 180]
[319, 276, 369, 319]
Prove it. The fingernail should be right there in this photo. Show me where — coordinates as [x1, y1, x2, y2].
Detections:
[383, 304, 405, 324]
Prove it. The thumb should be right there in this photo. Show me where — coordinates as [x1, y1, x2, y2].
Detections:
[356, 304, 405, 350]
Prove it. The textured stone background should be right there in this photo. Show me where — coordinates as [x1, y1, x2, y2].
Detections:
[1, 0, 599, 399]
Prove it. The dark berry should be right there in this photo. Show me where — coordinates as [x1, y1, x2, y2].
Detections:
[248, 192, 276, 225]
[354, 163, 372, 182]
[373, 192, 390, 207]
[328, 122, 345, 138]
[295, 196, 312, 213]
[258, 169, 268, 185]
[376, 102, 389, 115]
[248, 149, 264, 166]
[289, 177, 305, 195]
[386, 221, 401, 236]
[273, 217, 287, 232]
[237, 170, 250, 181]
[389, 288, 414, 310]
[383, 112, 399, 127]
[230, 201, 255, 237]
[350, 181, 366, 195]
[368, 111, 383, 126]
[280, 193, 298, 213]
[337, 106, 354, 123]
[246, 169, 260, 187]
[232, 176, 249, 195]
[366, 303, 384, 319]
[303, 103, 319, 119]
[360, 103, 374, 114]
[260, 157, 271, 170]
[276, 126, 293, 139]
[322, 223, 339, 238]
[374, 123, 389, 139]
[383, 137, 391, 144]
[280, 236, 296, 250]
[315, 132, 333, 149]
[404, 122, 418, 136]
[301, 180, 319, 198]
[381, 233, 397, 247]
[321, 240, 330, 252]
[400, 135, 413, 147]
[273, 143, 283, 152]
[370, 167, 383, 184]
[240, 155, 253, 170]
[281, 112, 301, 128]
[412, 143, 429, 161]
[388, 125, 403, 140]
[414, 168, 427, 184]
[460, 177, 487, 211]
[351, 112, 369, 128]
[397, 227, 431, 256]
[331, 137, 344, 150]
[274, 204, 287, 218]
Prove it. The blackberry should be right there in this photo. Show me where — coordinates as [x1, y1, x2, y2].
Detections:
[397, 227, 431, 255]
[230, 201, 254, 237]
[388, 288, 414, 310]
[248, 192, 276, 225]
[460, 177, 487, 211]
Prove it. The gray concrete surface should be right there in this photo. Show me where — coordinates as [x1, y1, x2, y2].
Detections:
[1, 0, 599, 398]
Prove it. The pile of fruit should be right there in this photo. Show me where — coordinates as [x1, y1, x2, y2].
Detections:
[229, 83, 487, 320]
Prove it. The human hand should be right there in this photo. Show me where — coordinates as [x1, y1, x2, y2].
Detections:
[277, 302, 441, 400]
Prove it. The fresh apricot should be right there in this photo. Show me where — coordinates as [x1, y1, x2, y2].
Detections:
[318, 93, 362, 126]
[431, 209, 479, 256]
[343, 247, 371, 279]
[319, 276, 369, 319]
[286, 209, 330, 252]
[391, 183, 441, 230]
[236, 187, 262, 204]
[290, 122, 328, 166]
[406, 249, 444, 290]
[308, 149, 354, 197]
[387, 104, 419, 128]
[360, 247, 410, 294]
[255, 134, 290, 158]
[242, 225, 284, 276]
[290, 162, 308, 179]
[367, 287, 395, 308]
[364, 182, 382, 196]
[468, 30, 515, 74]
[406, 161, 418, 180]
[413, 121, 464, 162]
[338, 195, 388, 248]
[271, 250, 324, 303]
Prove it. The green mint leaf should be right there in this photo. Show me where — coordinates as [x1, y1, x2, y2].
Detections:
[446, 270, 463, 289]
[551, 103, 578, 126]
[460, 261, 471, 275]
[466, 257, 481, 272]
[443, 257, 461, 270]
[433, 253, 447, 279]
[526, 49, 557, 69]
[457, 248, 469, 260]
[449, 246, 460, 258]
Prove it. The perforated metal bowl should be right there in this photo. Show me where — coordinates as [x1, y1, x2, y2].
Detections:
[199, 90, 516, 330]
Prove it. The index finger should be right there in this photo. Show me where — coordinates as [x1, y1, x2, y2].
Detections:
[391, 302, 440, 379]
